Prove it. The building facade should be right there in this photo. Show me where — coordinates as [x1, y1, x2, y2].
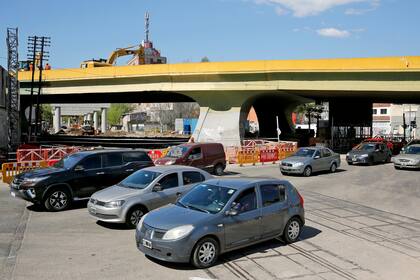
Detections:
[373, 103, 419, 139]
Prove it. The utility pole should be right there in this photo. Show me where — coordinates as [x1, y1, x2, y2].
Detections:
[6, 27, 20, 155]
[27, 35, 50, 140]
[402, 113, 406, 142]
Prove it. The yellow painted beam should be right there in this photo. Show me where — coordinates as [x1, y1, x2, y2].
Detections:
[18, 56, 420, 82]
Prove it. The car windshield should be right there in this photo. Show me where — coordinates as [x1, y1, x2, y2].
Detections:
[165, 146, 189, 158]
[53, 153, 85, 169]
[405, 146, 420, 154]
[355, 143, 376, 151]
[294, 148, 315, 157]
[119, 170, 161, 189]
[177, 183, 237, 214]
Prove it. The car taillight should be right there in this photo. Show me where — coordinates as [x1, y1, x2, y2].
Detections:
[297, 191, 304, 207]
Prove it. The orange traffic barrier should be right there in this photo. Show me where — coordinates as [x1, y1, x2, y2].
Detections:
[1, 161, 48, 184]
[225, 146, 239, 164]
[259, 147, 279, 164]
[237, 149, 259, 166]
[16, 146, 81, 162]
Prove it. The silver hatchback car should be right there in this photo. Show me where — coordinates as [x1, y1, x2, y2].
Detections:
[136, 178, 305, 268]
[88, 166, 212, 228]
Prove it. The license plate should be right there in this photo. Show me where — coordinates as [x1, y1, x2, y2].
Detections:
[11, 191, 16, 197]
[142, 239, 152, 249]
[89, 207, 96, 214]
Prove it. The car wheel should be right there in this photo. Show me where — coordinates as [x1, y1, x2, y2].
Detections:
[191, 237, 219, 268]
[126, 206, 145, 229]
[282, 217, 302, 244]
[214, 164, 224, 176]
[330, 163, 337, 173]
[44, 188, 71, 212]
[347, 161, 353, 165]
[394, 166, 400, 170]
[303, 166, 312, 177]
[281, 171, 288, 176]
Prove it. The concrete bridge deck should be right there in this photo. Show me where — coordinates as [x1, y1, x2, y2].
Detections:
[18, 56, 420, 146]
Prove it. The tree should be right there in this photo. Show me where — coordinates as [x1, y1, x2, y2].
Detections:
[108, 104, 134, 126]
[295, 103, 324, 135]
[200, 56, 210, 62]
[41, 104, 53, 125]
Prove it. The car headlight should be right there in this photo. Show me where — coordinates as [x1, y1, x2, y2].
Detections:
[137, 213, 148, 231]
[103, 200, 125, 208]
[21, 176, 49, 186]
[346, 153, 350, 157]
[165, 160, 176, 165]
[359, 154, 368, 158]
[293, 162, 304, 167]
[162, 225, 194, 240]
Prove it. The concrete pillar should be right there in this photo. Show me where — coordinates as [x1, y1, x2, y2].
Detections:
[87, 113, 93, 123]
[192, 107, 242, 147]
[53, 107, 61, 133]
[93, 111, 99, 130]
[67, 118, 71, 128]
[101, 108, 108, 133]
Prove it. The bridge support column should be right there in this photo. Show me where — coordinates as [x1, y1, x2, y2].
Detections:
[93, 111, 99, 130]
[101, 108, 108, 133]
[87, 113, 92, 124]
[53, 106, 61, 133]
[192, 107, 243, 147]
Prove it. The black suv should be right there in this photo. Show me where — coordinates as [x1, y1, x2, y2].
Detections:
[10, 149, 154, 211]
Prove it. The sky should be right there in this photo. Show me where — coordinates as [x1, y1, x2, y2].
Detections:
[0, 0, 419, 69]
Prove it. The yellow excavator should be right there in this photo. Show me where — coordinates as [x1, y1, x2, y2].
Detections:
[80, 45, 145, 68]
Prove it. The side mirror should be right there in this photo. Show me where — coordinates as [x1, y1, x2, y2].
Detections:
[74, 165, 84, 171]
[153, 183, 163, 192]
[225, 203, 240, 216]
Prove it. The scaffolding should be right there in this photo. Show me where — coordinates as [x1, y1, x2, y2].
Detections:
[6, 27, 20, 153]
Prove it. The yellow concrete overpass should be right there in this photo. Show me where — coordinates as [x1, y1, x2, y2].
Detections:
[18, 56, 420, 146]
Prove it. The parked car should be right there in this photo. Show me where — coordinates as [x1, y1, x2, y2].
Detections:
[155, 143, 226, 175]
[136, 178, 305, 268]
[88, 166, 212, 228]
[393, 144, 420, 170]
[346, 142, 391, 165]
[280, 147, 340, 177]
[401, 139, 420, 153]
[9, 149, 153, 211]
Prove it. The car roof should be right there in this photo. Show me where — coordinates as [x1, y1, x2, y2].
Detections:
[74, 149, 148, 156]
[142, 165, 206, 173]
[408, 144, 420, 148]
[203, 178, 290, 190]
[179, 142, 222, 147]
[298, 146, 324, 150]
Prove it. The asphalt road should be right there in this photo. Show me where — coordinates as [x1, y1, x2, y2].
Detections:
[1, 161, 420, 280]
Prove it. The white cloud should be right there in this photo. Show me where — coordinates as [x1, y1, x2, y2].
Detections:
[317, 28, 351, 38]
[255, 0, 380, 17]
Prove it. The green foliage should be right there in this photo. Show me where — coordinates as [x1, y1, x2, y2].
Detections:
[41, 104, 53, 124]
[200, 56, 210, 62]
[108, 104, 134, 125]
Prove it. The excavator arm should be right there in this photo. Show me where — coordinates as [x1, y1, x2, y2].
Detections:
[106, 45, 145, 65]
[81, 45, 145, 68]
